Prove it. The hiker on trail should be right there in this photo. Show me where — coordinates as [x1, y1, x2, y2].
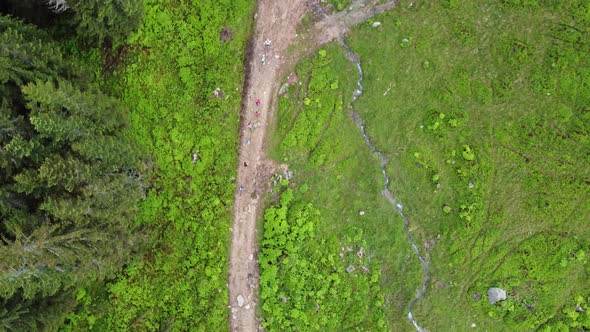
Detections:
[247, 122, 253, 129]
[255, 99, 260, 106]
[264, 39, 271, 47]
[239, 185, 244, 194]
[255, 111, 260, 117]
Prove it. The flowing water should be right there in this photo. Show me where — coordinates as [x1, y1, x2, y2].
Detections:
[341, 41, 431, 332]
[306, 1, 431, 329]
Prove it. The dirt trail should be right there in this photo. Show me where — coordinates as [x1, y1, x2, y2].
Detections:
[228, 1, 307, 331]
[228, 1, 399, 331]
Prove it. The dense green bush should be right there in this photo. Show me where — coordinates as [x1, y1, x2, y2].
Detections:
[260, 189, 386, 330]
[58, 1, 255, 330]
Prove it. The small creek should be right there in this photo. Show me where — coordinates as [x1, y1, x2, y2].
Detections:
[340, 41, 430, 332]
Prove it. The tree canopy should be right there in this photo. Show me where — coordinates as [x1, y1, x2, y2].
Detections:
[0, 15, 143, 330]
[0, 0, 142, 46]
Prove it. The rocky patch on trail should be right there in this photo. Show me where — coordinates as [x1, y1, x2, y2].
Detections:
[237, 294, 245, 307]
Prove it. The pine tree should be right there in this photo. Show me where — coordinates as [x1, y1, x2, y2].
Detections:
[0, 0, 142, 47]
[0, 15, 144, 328]
[65, 0, 143, 46]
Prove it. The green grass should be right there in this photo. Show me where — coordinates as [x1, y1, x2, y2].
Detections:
[264, 44, 421, 331]
[62, 1, 254, 330]
[265, 0, 589, 331]
[346, 0, 590, 330]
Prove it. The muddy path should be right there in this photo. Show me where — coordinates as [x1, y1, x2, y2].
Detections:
[228, 1, 402, 331]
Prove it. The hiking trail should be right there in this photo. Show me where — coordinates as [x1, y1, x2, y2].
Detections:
[227, 1, 418, 331]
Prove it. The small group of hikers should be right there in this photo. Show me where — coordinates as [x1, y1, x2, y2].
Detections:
[246, 98, 261, 130]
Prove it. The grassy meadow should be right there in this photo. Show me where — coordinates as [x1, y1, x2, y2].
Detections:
[265, 0, 589, 330]
[264, 45, 420, 330]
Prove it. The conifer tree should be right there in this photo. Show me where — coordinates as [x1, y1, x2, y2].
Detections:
[67, 0, 143, 46]
[0, 15, 144, 328]
[0, 0, 142, 46]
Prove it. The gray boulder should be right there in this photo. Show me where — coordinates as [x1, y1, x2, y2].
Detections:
[487, 287, 507, 304]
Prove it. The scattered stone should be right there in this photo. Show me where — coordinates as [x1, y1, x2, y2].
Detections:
[211, 87, 226, 99]
[237, 294, 244, 307]
[346, 265, 355, 273]
[472, 292, 481, 301]
[360, 265, 370, 274]
[372, 21, 381, 28]
[469, 182, 475, 189]
[575, 305, 585, 312]
[471, 323, 477, 328]
[436, 281, 446, 288]
[402, 38, 410, 43]
[357, 247, 365, 258]
[285, 170, 294, 180]
[359, 210, 365, 216]
[487, 287, 507, 304]
[245, 304, 251, 310]
[436, 183, 441, 189]
[192, 150, 200, 163]
[278, 83, 290, 95]
[249, 254, 253, 261]
[280, 297, 287, 303]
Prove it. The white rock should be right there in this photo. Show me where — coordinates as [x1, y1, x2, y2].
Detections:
[237, 295, 244, 307]
[372, 21, 381, 28]
[359, 210, 365, 216]
[471, 323, 477, 328]
[487, 287, 507, 304]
